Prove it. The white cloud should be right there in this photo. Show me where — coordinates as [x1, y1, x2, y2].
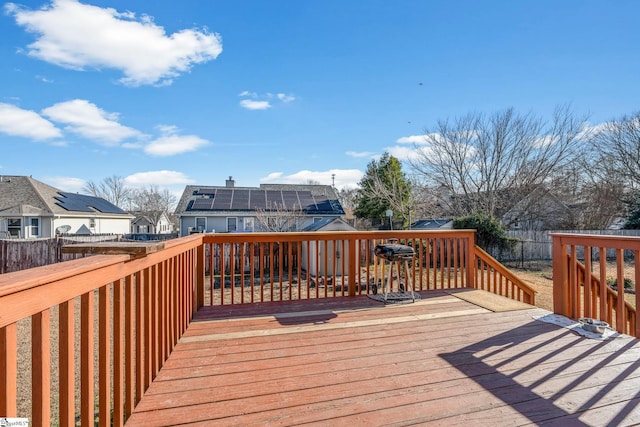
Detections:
[396, 134, 431, 145]
[6, 0, 223, 86]
[239, 99, 271, 110]
[42, 99, 143, 145]
[238, 90, 257, 98]
[124, 170, 194, 187]
[0, 102, 62, 140]
[238, 91, 295, 110]
[261, 172, 283, 181]
[260, 169, 363, 190]
[345, 150, 376, 158]
[44, 175, 85, 192]
[386, 145, 422, 161]
[276, 93, 295, 103]
[144, 133, 209, 156]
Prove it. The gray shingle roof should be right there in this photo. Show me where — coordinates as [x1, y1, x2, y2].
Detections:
[0, 175, 129, 216]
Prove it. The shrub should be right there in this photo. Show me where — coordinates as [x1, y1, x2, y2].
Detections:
[453, 211, 518, 254]
[606, 277, 634, 290]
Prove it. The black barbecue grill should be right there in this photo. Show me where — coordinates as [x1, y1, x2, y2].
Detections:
[374, 243, 415, 261]
[371, 242, 417, 303]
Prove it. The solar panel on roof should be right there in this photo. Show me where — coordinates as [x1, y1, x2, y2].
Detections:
[196, 188, 216, 195]
[212, 189, 232, 210]
[281, 190, 299, 209]
[231, 189, 250, 210]
[191, 198, 214, 210]
[55, 192, 126, 214]
[265, 190, 283, 208]
[297, 192, 317, 211]
[313, 195, 334, 213]
[250, 190, 266, 209]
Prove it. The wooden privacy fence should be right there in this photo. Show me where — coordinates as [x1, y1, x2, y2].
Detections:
[0, 236, 121, 274]
[497, 229, 640, 265]
[552, 233, 640, 337]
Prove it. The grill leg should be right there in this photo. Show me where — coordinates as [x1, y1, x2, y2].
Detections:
[403, 260, 415, 302]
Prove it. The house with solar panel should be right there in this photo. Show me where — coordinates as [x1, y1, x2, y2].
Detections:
[0, 175, 134, 238]
[174, 177, 348, 235]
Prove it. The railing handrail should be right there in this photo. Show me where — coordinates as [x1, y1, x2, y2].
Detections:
[203, 229, 477, 243]
[474, 245, 537, 304]
[550, 232, 640, 249]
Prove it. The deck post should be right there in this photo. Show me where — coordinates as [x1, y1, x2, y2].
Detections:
[466, 232, 476, 289]
[196, 240, 205, 311]
[552, 235, 569, 317]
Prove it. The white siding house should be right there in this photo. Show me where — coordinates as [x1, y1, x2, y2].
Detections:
[0, 175, 133, 238]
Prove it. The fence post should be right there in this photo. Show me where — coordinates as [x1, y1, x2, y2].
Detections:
[552, 234, 569, 316]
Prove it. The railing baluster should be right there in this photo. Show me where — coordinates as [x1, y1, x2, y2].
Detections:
[113, 278, 124, 427]
[81, 291, 94, 426]
[32, 310, 51, 426]
[59, 299, 74, 427]
[125, 274, 134, 418]
[616, 249, 625, 333]
[99, 284, 111, 427]
[1, 323, 18, 417]
[135, 271, 144, 405]
[598, 247, 607, 322]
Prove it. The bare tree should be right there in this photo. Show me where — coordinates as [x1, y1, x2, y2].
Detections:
[254, 202, 305, 232]
[130, 186, 177, 232]
[590, 112, 640, 188]
[337, 187, 358, 215]
[411, 106, 588, 219]
[84, 175, 132, 208]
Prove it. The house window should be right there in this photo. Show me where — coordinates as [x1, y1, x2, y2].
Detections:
[195, 217, 206, 232]
[89, 218, 96, 229]
[8, 218, 21, 237]
[244, 218, 254, 231]
[30, 218, 39, 237]
[227, 217, 237, 232]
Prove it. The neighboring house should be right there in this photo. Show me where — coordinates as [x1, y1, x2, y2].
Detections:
[410, 219, 453, 230]
[174, 177, 345, 236]
[131, 211, 175, 234]
[0, 175, 133, 238]
[501, 188, 573, 231]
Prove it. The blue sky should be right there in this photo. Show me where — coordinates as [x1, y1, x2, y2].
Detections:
[1, 0, 639, 197]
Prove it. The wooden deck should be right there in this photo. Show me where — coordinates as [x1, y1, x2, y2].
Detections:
[125, 290, 640, 426]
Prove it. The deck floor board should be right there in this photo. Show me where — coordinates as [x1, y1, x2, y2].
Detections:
[125, 291, 640, 426]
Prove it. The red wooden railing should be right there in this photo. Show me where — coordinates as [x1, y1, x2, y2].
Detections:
[0, 234, 204, 426]
[552, 233, 640, 337]
[1, 230, 535, 425]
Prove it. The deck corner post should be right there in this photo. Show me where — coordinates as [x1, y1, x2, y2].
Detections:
[552, 234, 569, 317]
